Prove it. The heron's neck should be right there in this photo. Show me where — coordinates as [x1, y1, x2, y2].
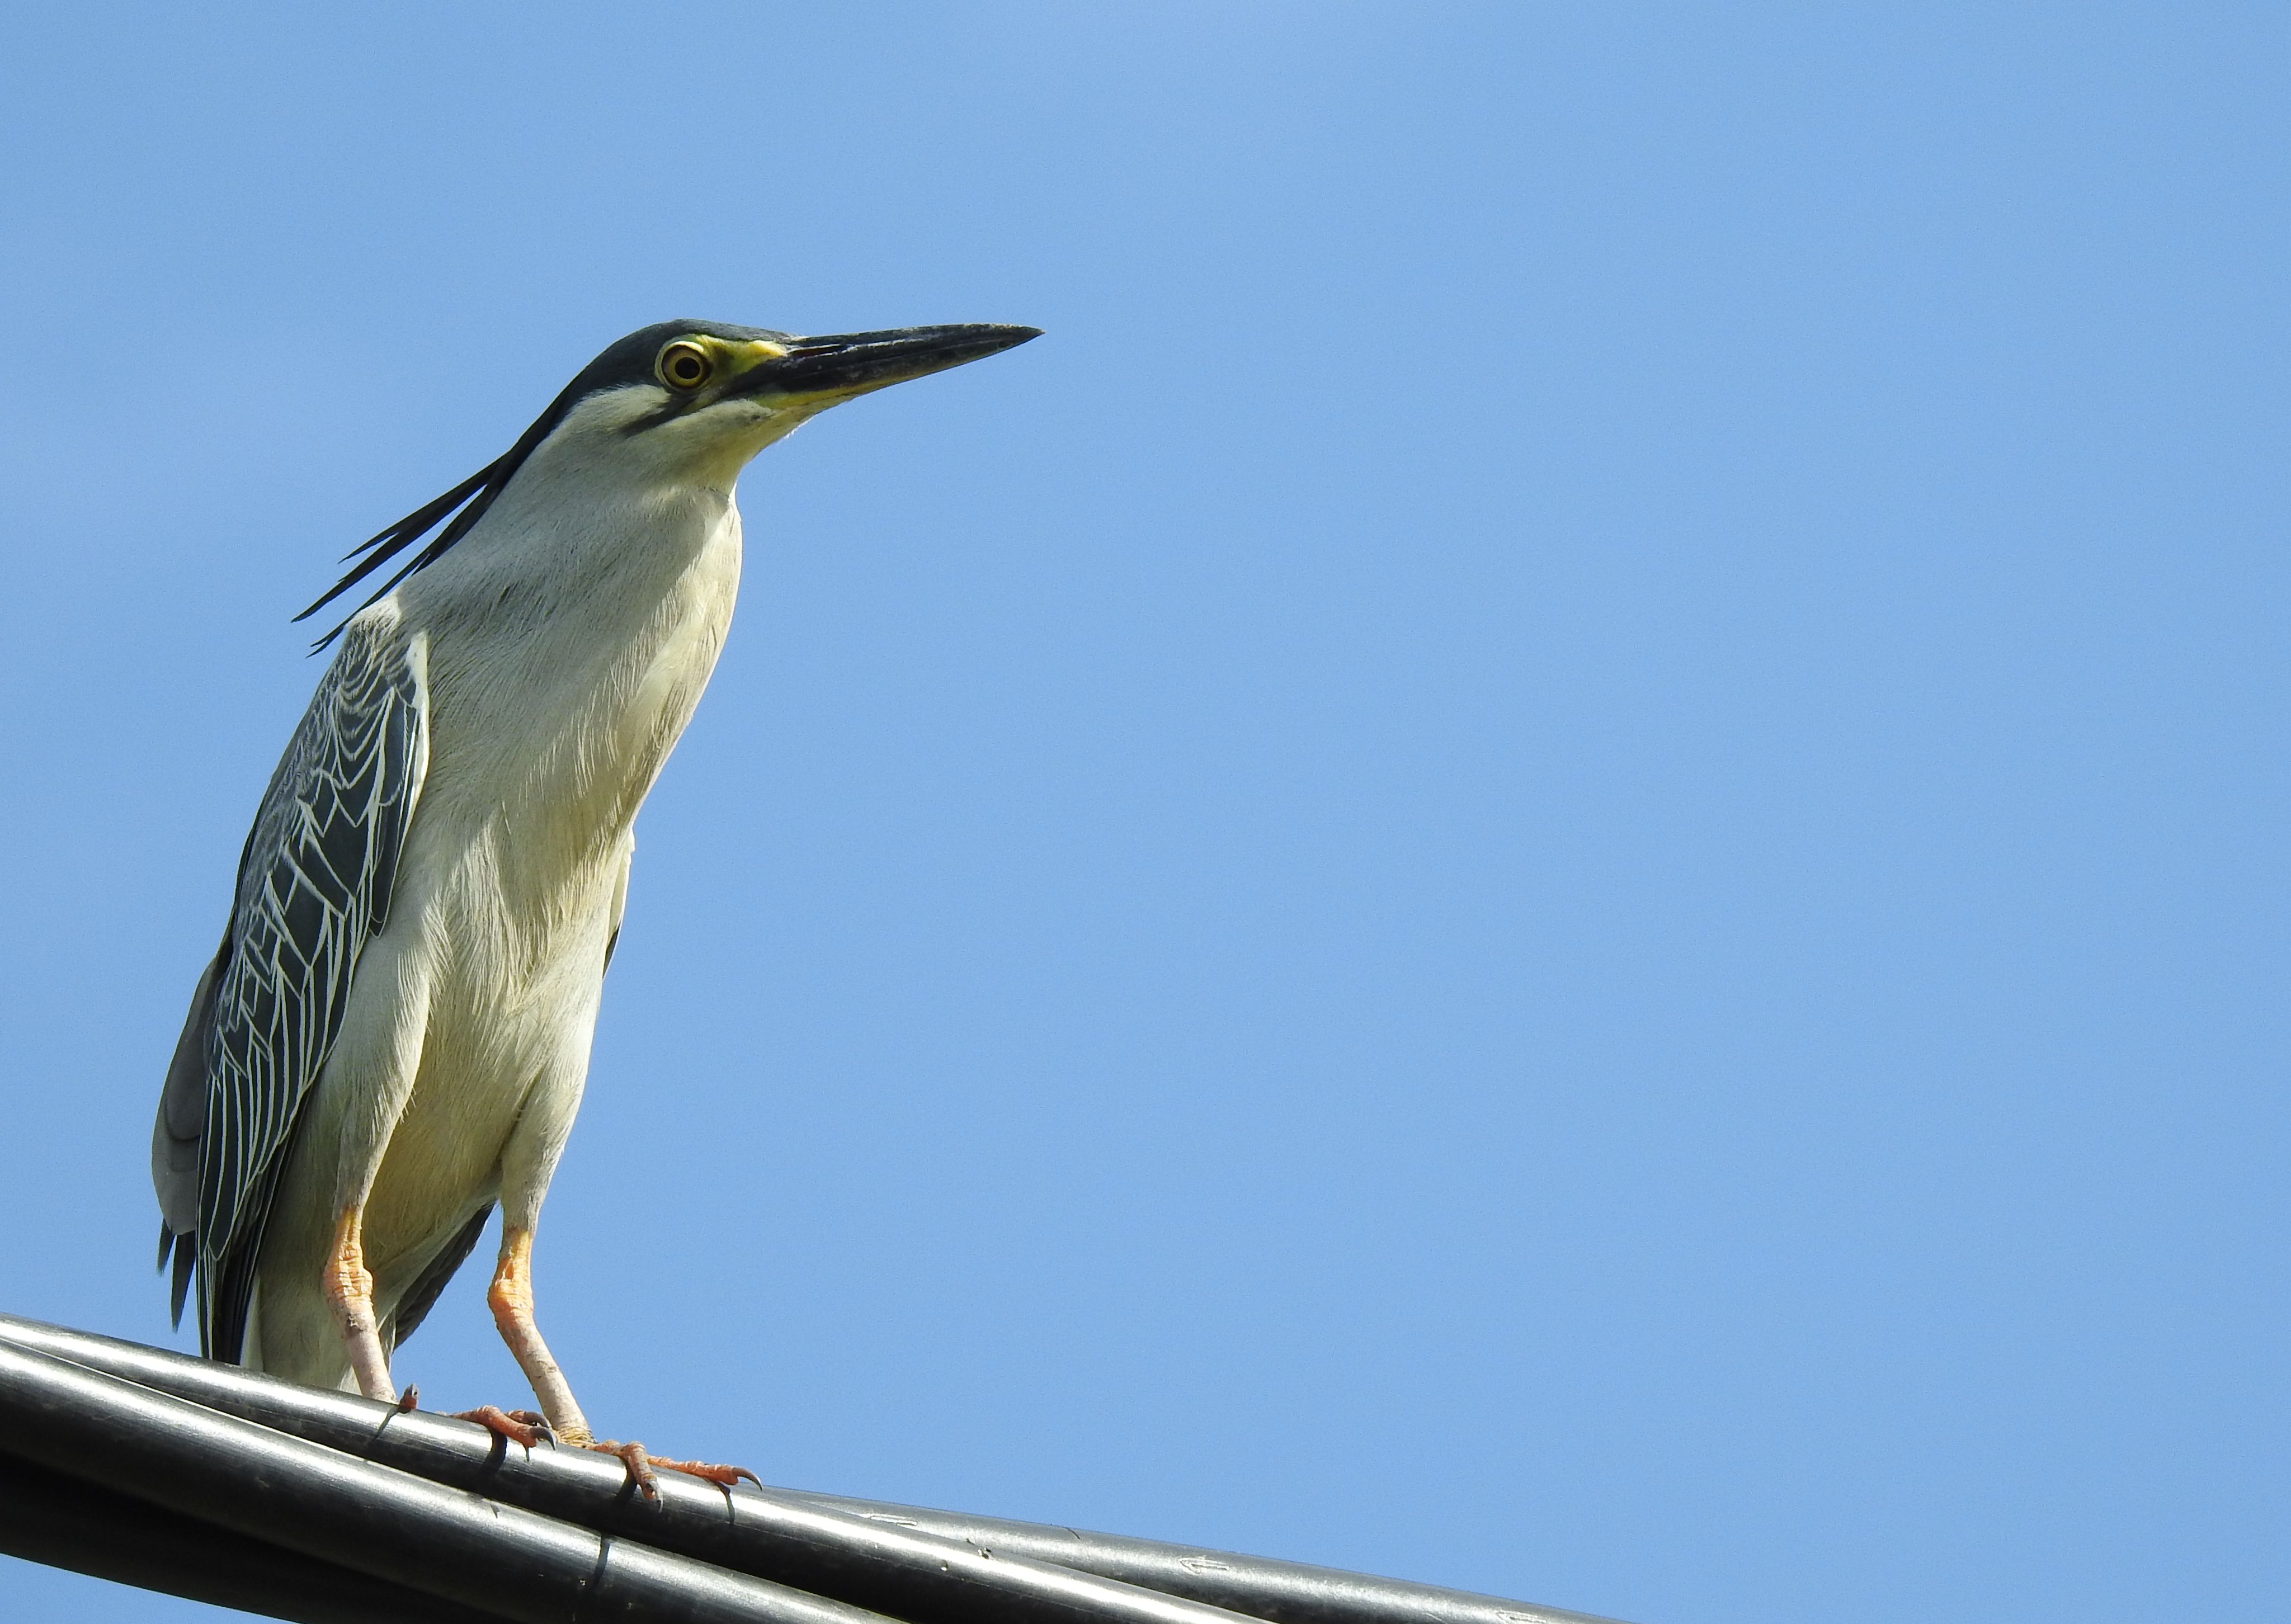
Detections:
[397, 468, 744, 874]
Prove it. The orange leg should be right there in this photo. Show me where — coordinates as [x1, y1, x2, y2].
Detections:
[448, 1223, 757, 1496]
[323, 1205, 397, 1402]
[479, 1224, 594, 1443]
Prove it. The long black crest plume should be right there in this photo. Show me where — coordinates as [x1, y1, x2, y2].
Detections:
[291, 353, 627, 649]
[291, 461, 506, 649]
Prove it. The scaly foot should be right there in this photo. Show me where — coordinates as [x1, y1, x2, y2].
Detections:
[584, 1438, 760, 1498]
[450, 1405, 555, 1449]
[441, 1390, 754, 1497]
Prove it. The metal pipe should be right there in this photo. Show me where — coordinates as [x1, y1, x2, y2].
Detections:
[0, 1315, 1335, 1624]
[782, 1494, 1625, 1624]
[0, 1451, 505, 1624]
[0, 1335, 903, 1624]
[0, 1314, 1623, 1624]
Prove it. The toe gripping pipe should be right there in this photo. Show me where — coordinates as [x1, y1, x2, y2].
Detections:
[0, 1314, 1627, 1624]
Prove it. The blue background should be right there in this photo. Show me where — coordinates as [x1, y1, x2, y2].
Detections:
[0, 6, 2283, 1621]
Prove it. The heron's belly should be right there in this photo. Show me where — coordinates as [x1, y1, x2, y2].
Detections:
[359, 863, 620, 1287]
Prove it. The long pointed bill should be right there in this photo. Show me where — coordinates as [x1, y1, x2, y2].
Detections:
[733, 323, 1041, 406]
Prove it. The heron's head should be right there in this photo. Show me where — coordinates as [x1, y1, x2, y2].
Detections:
[299, 318, 1039, 640]
[543, 319, 1041, 488]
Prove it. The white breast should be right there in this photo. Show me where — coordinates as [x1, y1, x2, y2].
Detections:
[267, 445, 746, 1365]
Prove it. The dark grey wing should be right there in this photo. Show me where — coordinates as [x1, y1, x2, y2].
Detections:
[152, 612, 429, 1361]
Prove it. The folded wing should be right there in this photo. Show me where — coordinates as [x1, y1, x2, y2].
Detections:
[153, 611, 430, 1361]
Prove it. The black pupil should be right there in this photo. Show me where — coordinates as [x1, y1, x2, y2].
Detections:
[671, 351, 704, 383]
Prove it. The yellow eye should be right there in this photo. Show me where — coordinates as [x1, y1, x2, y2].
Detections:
[658, 342, 714, 390]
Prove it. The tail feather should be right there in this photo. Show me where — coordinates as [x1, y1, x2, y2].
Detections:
[163, 1228, 197, 1328]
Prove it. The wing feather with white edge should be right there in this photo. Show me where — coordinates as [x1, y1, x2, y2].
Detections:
[152, 610, 429, 1361]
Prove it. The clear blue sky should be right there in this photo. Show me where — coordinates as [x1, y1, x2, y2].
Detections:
[0, 6, 2282, 1622]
